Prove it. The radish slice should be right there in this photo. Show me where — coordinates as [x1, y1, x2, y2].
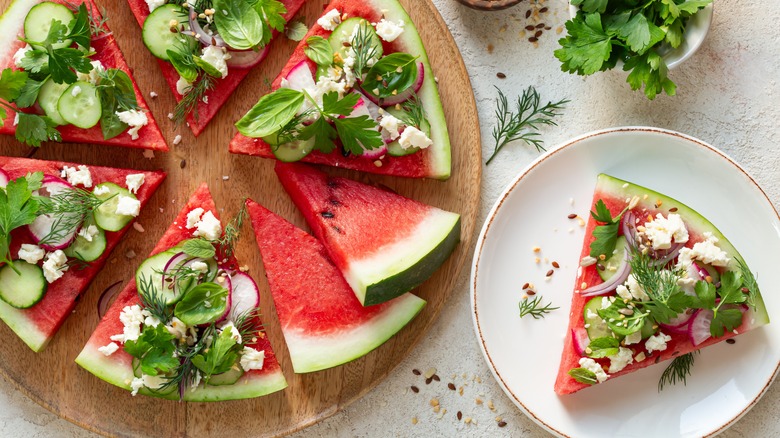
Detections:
[188, 7, 225, 47]
[661, 309, 697, 333]
[215, 274, 233, 324]
[361, 62, 425, 107]
[227, 45, 269, 69]
[229, 272, 260, 319]
[28, 177, 79, 250]
[161, 252, 189, 289]
[283, 60, 316, 92]
[0, 169, 9, 188]
[688, 309, 713, 346]
[572, 327, 591, 356]
[581, 245, 631, 297]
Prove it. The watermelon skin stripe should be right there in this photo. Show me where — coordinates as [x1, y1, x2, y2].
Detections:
[125, 0, 307, 136]
[0, 156, 165, 352]
[229, 0, 452, 180]
[0, 0, 169, 151]
[76, 184, 288, 401]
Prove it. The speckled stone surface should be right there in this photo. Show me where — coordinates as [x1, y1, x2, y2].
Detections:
[2, 0, 779, 436]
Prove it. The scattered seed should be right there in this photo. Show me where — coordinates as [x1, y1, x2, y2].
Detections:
[488, 400, 495, 411]
[179, 159, 186, 169]
[546, 269, 554, 277]
[432, 374, 440, 382]
[425, 377, 433, 385]
[525, 9, 531, 18]
[459, 386, 464, 396]
[726, 339, 736, 344]
[465, 417, 472, 424]
[498, 421, 508, 427]
[133, 222, 145, 233]
[526, 290, 536, 296]
[597, 264, 605, 271]
[545, 26, 551, 30]
[536, 23, 545, 29]
[528, 37, 538, 43]
[476, 397, 483, 405]
[430, 398, 439, 407]
[540, 6, 549, 12]
[457, 411, 463, 420]
[532, 246, 541, 253]
[552, 261, 560, 268]
[534, 257, 541, 263]
[568, 213, 577, 219]
[496, 72, 506, 79]
[581, 282, 588, 289]
[412, 368, 421, 375]
[411, 417, 418, 425]
[534, 30, 543, 38]
[741, 287, 750, 293]
[669, 207, 678, 212]
[525, 25, 535, 31]
[448, 383, 456, 390]
[320, 211, 335, 218]
[522, 282, 530, 290]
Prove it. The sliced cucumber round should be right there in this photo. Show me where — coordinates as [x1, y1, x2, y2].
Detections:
[93, 183, 137, 232]
[24, 2, 75, 50]
[58, 81, 101, 129]
[142, 4, 198, 61]
[385, 108, 430, 157]
[37, 79, 70, 126]
[267, 135, 315, 163]
[64, 219, 107, 262]
[135, 249, 182, 305]
[583, 297, 612, 340]
[329, 18, 383, 62]
[208, 365, 244, 386]
[0, 261, 47, 309]
[598, 236, 627, 282]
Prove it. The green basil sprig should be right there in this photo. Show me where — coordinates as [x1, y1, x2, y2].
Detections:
[174, 282, 229, 326]
[235, 88, 304, 138]
[304, 36, 333, 66]
[361, 53, 418, 99]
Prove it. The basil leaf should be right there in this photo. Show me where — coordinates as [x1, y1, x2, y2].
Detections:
[174, 282, 229, 326]
[568, 367, 597, 385]
[191, 328, 239, 378]
[167, 49, 199, 83]
[285, 20, 308, 41]
[213, 0, 264, 50]
[597, 298, 647, 336]
[586, 337, 620, 358]
[183, 238, 216, 259]
[361, 53, 418, 99]
[235, 88, 304, 138]
[304, 36, 333, 66]
[96, 69, 138, 140]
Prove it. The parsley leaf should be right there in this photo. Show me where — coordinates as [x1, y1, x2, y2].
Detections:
[18, 50, 50, 75]
[191, 328, 240, 378]
[298, 116, 337, 153]
[322, 91, 358, 116]
[0, 174, 42, 265]
[67, 4, 93, 49]
[25, 19, 69, 47]
[124, 324, 180, 376]
[47, 47, 93, 84]
[96, 68, 138, 140]
[15, 113, 61, 147]
[555, 13, 614, 75]
[333, 116, 384, 155]
[248, 0, 288, 46]
[0, 69, 28, 103]
[15, 77, 47, 108]
[588, 200, 628, 259]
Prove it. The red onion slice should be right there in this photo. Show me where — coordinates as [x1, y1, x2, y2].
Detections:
[97, 280, 123, 319]
[661, 309, 697, 333]
[621, 210, 638, 246]
[572, 327, 591, 356]
[688, 309, 713, 346]
[188, 7, 225, 47]
[226, 46, 269, 69]
[581, 246, 632, 297]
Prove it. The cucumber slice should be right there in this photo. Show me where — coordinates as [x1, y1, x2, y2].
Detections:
[142, 4, 198, 61]
[58, 82, 101, 129]
[583, 297, 613, 340]
[93, 183, 137, 232]
[598, 236, 627, 282]
[208, 365, 244, 386]
[329, 18, 383, 61]
[267, 135, 315, 163]
[24, 2, 75, 50]
[135, 249, 182, 305]
[37, 79, 69, 126]
[385, 108, 430, 157]
[131, 359, 176, 395]
[0, 261, 47, 309]
[64, 218, 106, 262]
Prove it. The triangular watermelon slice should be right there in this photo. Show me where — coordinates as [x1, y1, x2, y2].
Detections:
[246, 199, 425, 373]
[229, 0, 452, 179]
[0, 156, 165, 351]
[0, 0, 168, 151]
[125, 0, 306, 136]
[554, 174, 770, 395]
[274, 162, 460, 306]
[76, 184, 287, 401]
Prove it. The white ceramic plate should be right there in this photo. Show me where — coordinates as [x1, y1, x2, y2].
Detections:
[471, 127, 780, 437]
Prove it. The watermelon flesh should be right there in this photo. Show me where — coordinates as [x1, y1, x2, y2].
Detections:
[125, 0, 306, 136]
[0, 0, 168, 151]
[0, 156, 165, 352]
[246, 199, 425, 373]
[554, 174, 770, 395]
[76, 184, 287, 401]
[274, 162, 460, 306]
[229, 0, 452, 180]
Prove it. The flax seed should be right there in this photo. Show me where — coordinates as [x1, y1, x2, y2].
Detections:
[536, 23, 545, 29]
[522, 282, 530, 290]
[498, 421, 508, 427]
[525, 25, 535, 31]
[411, 385, 419, 393]
[568, 213, 577, 219]
[528, 37, 538, 43]
[432, 374, 440, 382]
[726, 339, 736, 344]
[448, 383, 456, 390]
[546, 269, 554, 277]
[412, 369, 421, 375]
[425, 377, 432, 384]
[552, 261, 560, 268]
[539, 7, 548, 12]
[457, 411, 463, 420]
[496, 72, 506, 79]
[526, 290, 536, 296]
[525, 9, 531, 18]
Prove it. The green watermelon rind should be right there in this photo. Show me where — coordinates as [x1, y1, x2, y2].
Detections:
[0, 0, 37, 66]
[598, 174, 769, 326]
[286, 293, 426, 373]
[0, 299, 48, 351]
[346, 210, 461, 306]
[75, 345, 288, 401]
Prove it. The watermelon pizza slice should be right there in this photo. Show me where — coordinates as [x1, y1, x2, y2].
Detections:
[0, 156, 165, 351]
[231, 0, 452, 179]
[275, 162, 460, 306]
[0, 0, 167, 150]
[126, 0, 306, 135]
[555, 174, 770, 395]
[246, 199, 425, 373]
[76, 184, 287, 401]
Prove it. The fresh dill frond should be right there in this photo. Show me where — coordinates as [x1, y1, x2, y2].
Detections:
[351, 21, 380, 76]
[161, 325, 215, 396]
[217, 204, 248, 260]
[35, 189, 110, 247]
[487, 86, 568, 165]
[628, 246, 682, 303]
[518, 295, 559, 319]
[658, 351, 698, 391]
[137, 273, 172, 325]
[735, 257, 760, 309]
[65, 0, 109, 36]
[398, 93, 428, 129]
[173, 74, 216, 124]
[233, 307, 264, 340]
[276, 108, 317, 143]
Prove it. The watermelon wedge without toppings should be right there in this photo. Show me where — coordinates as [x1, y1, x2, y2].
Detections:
[554, 174, 770, 395]
[76, 184, 287, 401]
[246, 199, 425, 373]
[0, 156, 165, 352]
[275, 162, 460, 306]
[125, 0, 306, 136]
[0, 0, 168, 151]
[230, 0, 452, 179]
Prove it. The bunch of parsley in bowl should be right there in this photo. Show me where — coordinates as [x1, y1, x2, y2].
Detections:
[555, 0, 713, 100]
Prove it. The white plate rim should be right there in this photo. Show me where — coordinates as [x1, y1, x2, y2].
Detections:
[470, 126, 780, 437]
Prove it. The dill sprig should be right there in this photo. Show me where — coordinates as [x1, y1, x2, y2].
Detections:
[658, 351, 698, 391]
[351, 21, 380, 76]
[276, 108, 317, 143]
[65, 0, 109, 36]
[397, 93, 427, 129]
[519, 295, 559, 319]
[628, 246, 682, 303]
[160, 324, 216, 397]
[735, 257, 760, 309]
[217, 204, 248, 260]
[137, 273, 172, 325]
[173, 74, 216, 124]
[487, 86, 568, 165]
[233, 307, 264, 340]
[35, 188, 110, 247]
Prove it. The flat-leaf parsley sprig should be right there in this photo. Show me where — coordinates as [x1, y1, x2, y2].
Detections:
[487, 86, 568, 165]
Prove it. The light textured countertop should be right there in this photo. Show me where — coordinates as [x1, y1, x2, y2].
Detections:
[2, 0, 779, 436]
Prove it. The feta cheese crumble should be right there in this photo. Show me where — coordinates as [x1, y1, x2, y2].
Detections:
[316, 8, 341, 31]
[176, 76, 193, 95]
[98, 342, 120, 356]
[125, 173, 145, 194]
[398, 126, 432, 150]
[130, 377, 144, 396]
[116, 109, 148, 140]
[200, 45, 231, 79]
[375, 19, 405, 42]
[379, 114, 402, 141]
[145, 0, 165, 12]
[240, 346, 265, 371]
[61, 165, 93, 188]
[191, 261, 209, 272]
[76, 60, 105, 85]
[607, 347, 634, 373]
[645, 332, 671, 353]
[78, 224, 99, 242]
[18, 244, 45, 265]
[93, 185, 110, 196]
[193, 211, 222, 240]
[624, 274, 650, 301]
[13, 45, 31, 68]
[642, 213, 689, 250]
[71, 85, 82, 97]
[186, 208, 204, 229]
[680, 232, 731, 267]
[42, 250, 68, 283]
[110, 304, 148, 343]
[578, 357, 609, 383]
[115, 196, 141, 217]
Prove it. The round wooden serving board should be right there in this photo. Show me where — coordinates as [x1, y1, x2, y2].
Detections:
[0, 0, 481, 436]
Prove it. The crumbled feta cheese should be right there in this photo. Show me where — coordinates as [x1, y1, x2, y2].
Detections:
[645, 332, 671, 353]
[186, 208, 204, 229]
[642, 213, 689, 250]
[615, 284, 632, 301]
[685, 232, 730, 267]
[624, 330, 642, 346]
[130, 377, 144, 396]
[110, 304, 148, 343]
[240, 346, 265, 371]
[76, 60, 105, 84]
[173, 135, 182, 146]
[624, 274, 650, 301]
[98, 342, 119, 356]
[13, 45, 32, 68]
[149, 91, 158, 98]
[607, 347, 634, 373]
[71, 85, 82, 97]
[116, 109, 148, 140]
[115, 196, 141, 217]
[220, 321, 242, 343]
[42, 250, 68, 283]
[166, 317, 189, 341]
[600, 297, 611, 310]
[578, 357, 609, 383]
[375, 19, 404, 42]
[78, 224, 99, 242]
[191, 261, 209, 272]
[193, 211, 222, 240]
[13, 113, 19, 126]
[145, 0, 165, 12]
[200, 45, 231, 79]
[93, 185, 110, 196]
[585, 308, 598, 320]
[398, 126, 432, 150]
[144, 314, 161, 328]
[18, 244, 45, 265]
[176, 76, 193, 95]
[125, 173, 145, 194]
[380, 114, 402, 141]
[316, 8, 341, 31]
[61, 165, 93, 188]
